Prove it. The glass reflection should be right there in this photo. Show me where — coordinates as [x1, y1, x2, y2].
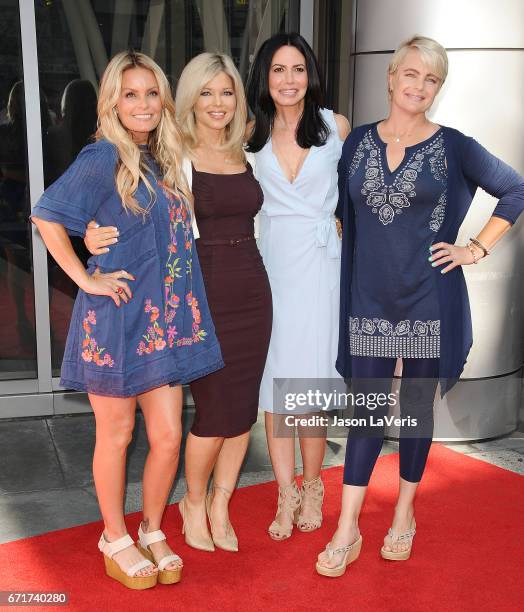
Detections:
[36, 0, 291, 374]
[0, 2, 37, 380]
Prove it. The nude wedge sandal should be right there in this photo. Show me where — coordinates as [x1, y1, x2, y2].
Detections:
[315, 535, 363, 578]
[380, 520, 416, 561]
[268, 481, 302, 541]
[137, 524, 183, 584]
[98, 533, 157, 590]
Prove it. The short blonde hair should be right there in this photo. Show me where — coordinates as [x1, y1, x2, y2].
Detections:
[96, 50, 189, 216]
[389, 35, 448, 85]
[175, 52, 247, 163]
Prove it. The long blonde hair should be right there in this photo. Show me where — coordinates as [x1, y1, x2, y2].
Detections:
[175, 52, 247, 163]
[96, 50, 189, 215]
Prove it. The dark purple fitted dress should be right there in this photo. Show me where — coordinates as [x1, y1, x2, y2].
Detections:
[189, 164, 272, 437]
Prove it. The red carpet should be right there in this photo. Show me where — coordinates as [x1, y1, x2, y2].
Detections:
[1, 445, 522, 612]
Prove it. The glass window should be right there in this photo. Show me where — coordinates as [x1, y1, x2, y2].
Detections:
[314, 0, 353, 117]
[0, 1, 37, 380]
[35, 0, 295, 375]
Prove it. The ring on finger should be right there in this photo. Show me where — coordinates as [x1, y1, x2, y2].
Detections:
[116, 287, 123, 294]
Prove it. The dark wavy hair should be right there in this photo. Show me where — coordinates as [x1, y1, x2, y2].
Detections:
[246, 32, 329, 152]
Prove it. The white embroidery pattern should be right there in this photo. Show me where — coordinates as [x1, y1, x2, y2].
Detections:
[430, 192, 447, 232]
[429, 137, 447, 184]
[349, 316, 440, 358]
[351, 130, 447, 227]
[348, 131, 374, 179]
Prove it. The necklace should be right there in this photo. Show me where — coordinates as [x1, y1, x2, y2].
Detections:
[385, 121, 431, 144]
[391, 129, 411, 144]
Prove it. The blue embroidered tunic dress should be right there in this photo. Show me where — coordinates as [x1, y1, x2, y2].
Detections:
[337, 123, 524, 395]
[348, 125, 446, 359]
[31, 140, 223, 397]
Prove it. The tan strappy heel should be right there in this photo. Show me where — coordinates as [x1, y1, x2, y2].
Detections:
[297, 475, 324, 532]
[178, 494, 215, 552]
[268, 480, 302, 541]
[98, 533, 157, 590]
[137, 523, 183, 584]
[315, 535, 363, 577]
[206, 485, 238, 552]
[380, 520, 416, 561]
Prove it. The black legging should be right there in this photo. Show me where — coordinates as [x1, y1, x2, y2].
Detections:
[343, 356, 439, 486]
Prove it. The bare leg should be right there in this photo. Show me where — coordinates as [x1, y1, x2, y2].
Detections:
[265, 412, 296, 485]
[317, 484, 366, 568]
[382, 477, 417, 553]
[90, 393, 156, 577]
[297, 420, 327, 529]
[297, 425, 326, 481]
[140, 384, 183, 570]
[209, 432, 250, 538]
[265, 412, 300, 538]
[184, 432, 224, 541]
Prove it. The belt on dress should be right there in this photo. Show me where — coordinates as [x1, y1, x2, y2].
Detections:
[315, 216, 341, 259]
[197, 236, 255, 246]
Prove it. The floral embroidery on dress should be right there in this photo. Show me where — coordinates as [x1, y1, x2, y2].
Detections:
[157, 180, 208, 347]
[137, 299, 167, 355]
[349, 316, 440, 358]
[354, 129, 447, 227]
[174, 292, 207, 346]
[81, 310, 114, 367]
[159, 181, 188, 324]
[350, 316, 440, 337]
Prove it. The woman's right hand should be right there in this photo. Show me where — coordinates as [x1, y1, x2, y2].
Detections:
[81, 267, 134, 307]
[84, 220, 119, 255]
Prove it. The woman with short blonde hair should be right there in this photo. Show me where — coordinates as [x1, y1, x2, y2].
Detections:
[32, 50, 223, 588]
[317, 34, 524, 577]
[388, 35, 448, 85]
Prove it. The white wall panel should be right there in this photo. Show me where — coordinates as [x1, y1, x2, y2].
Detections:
[356, 0, 524, 52]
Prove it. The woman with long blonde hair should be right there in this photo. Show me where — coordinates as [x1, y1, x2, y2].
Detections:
[31, 50, 223, 589]
[86, 51, 272, 553]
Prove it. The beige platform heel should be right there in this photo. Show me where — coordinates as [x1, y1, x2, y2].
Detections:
[380, 520, 416, 561]
[268, 480, 302, 541]
[137, 523, 183, 584]
[206, 486, 238, 552]
[315, 535, 363, 578]
[98, 533, 157, 590]
[297, 476, 324, 532]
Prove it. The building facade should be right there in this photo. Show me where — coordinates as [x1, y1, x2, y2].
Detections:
[1, 1, 522, 438]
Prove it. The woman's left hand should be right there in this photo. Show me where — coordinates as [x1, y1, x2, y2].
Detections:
[429, 242, 477, 274]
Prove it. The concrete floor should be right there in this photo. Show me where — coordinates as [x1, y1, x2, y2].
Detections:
[0, 407, 523, 544]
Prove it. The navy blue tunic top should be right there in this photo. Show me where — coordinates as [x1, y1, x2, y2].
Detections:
[348, 125, 446, 359]
[337, 123, 524, 395]
[32, 140, 223, 397]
